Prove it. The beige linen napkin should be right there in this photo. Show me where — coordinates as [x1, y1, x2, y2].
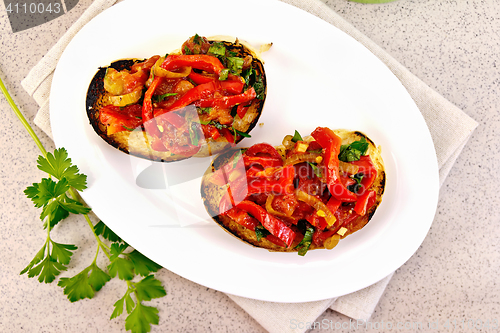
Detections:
[22, 0, 478, 332]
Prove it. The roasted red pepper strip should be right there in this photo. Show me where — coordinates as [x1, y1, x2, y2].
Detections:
[311, 127, 357, 202]
[236, 104, 250, 118]
[235, 200, 296, 248]
[188, 71, 216, 84]
[220, 80, 245, 95]
[353, 190, 377, 216]
[188, 72, 244, 94]
[99, 104, 143, 135]
[243, 156, 283, 169]
[225, 208, 288, 247]
[161, 54, 224, 75]
[245, 143, 283, 160]
[247, 165, 295, 195]
[194, 87, 256, 109]
[219, 127, 235, 144]
[156, 81, 216, 115]
[142, 76, 163, 137]
[201, 124, 220, 140]
[312, 229, 337, 247]
[155, 109, 185, 129]
[349, 155, 378, 193]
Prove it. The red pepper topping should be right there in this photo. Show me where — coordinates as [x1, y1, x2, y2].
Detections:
[235, 200, 296, 248]
[353, 190, 377, 216]
[245, 143, 283, 160]
[194, 87, 256, 109]
[201, 124, 221, 140]
[142, 76, 164, 137]
[225, 207, 288, 247]
[161, 54, 225, 75]
[156, 81, 216, 115]
[311, 127, 357, 202]
[99, 104, 143, 135]
[349, 155, 378, 193]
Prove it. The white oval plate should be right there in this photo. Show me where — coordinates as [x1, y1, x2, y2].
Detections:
[50, 0, 439, 303]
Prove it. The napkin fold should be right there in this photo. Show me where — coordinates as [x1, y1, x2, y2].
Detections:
[21, 0, 478, 332]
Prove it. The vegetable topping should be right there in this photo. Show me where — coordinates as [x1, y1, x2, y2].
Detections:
[98, 34, 266, 158]
[211, 127, 382, 256]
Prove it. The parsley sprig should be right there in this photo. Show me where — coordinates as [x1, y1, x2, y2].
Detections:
[1, 75, 166, 333]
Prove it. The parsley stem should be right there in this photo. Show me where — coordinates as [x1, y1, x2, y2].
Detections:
[0, 75, 48, 158]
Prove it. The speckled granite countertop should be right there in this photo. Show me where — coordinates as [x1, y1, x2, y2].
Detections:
[1, 0, 498, 332]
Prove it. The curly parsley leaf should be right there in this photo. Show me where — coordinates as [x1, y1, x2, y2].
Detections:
[94, 221, 122, 243]
[36, 148, 88, 191]
[127, 250, 163, 277]
[125, 302, 160, 333]
[338, 138, 369, 162]
[88, 264, 112, 292]
[58, 263, 111, 302]
[25, 159, 91, 230]
[134, 275, 167, 302]
[108, 257, 135, 281]
[58, 268, 94, 301]
[112, 275, 166, 333]
[50, 241, 78, 265]
[20, 240, 77, 283]
[110, 242, 130, 261]
[31, 256, 67, 283]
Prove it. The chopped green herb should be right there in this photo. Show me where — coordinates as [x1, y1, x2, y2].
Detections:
[211, 121, 227, 130]
[189, 123, 200, 146]
[208, 42, 226, 57]
[234, 128, 251, 138]
[351, 172, 364, 185]
[94, 221, 122, 243]
[227, 56, 244, 75]
[242, 68, 265, 100]
[255, 225, 271, 242]
[183, 45, 191, 55]
[232, 150, 242, 169]
[338, 138, 369, 162]
[58, 263, 111, 301]
[153, 92, 177, 103]
[253, 75, 265, 100]
[348, 172, 365, 193]
[291, 130, 303, 142]
[197, 107, 212, 114]
[218, 68, 229, 81]
[193, 34, 202, 45]
[295, 227, 315, 256]
[308, 162, 322, 178]
[121, 125, 135, 132]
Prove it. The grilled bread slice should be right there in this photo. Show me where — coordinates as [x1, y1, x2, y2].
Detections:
[86, 35, 267, 162]
[200, 128, 385, 254]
